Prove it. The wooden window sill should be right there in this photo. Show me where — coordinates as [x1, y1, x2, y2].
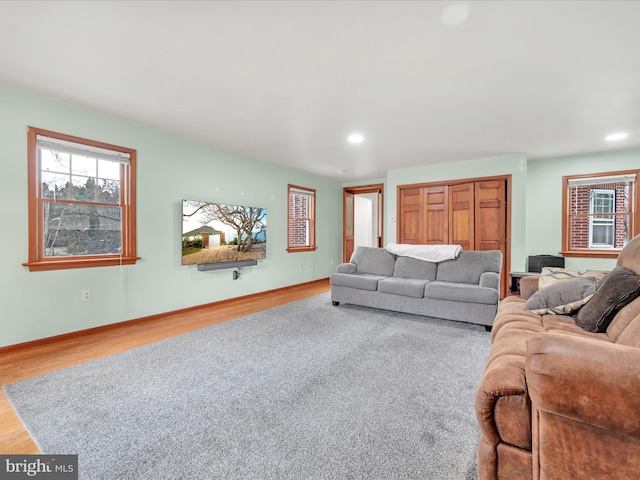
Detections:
[560, 250, 621, 259]
[286, 247, 318, 253]
[23, 256, 141, 272]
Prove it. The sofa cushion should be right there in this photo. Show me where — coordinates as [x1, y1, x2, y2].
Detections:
[436, 250, 502, 284]
[378, 277, 428, 298]
[492, 296, 607, 340]
[350, 246, 396, 276]
[615, 233, 640, 275]
[523, 277, 597, 315]
[607, 296, 640, 346]
[538, 267, 606, 290]
[329, 273, 385, 291]
[575, 268, 640, 333]
[424, 281, 499, 305]
[392, 256, 437, 281]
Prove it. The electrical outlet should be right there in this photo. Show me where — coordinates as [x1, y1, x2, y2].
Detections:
[82, 290, 91, 302]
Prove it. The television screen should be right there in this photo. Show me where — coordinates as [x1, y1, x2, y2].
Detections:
[181, 199, 267, 266]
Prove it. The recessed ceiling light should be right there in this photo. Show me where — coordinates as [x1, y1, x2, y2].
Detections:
[348, 134, 364, 144]
[440, 2, 471, 27]
[606, 132, 629, 142]
[338, 169, 348, 174]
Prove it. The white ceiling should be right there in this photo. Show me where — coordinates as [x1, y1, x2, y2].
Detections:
[1, 1, 639, 181]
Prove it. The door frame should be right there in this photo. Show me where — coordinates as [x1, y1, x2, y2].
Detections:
[343, 184, 384, 263]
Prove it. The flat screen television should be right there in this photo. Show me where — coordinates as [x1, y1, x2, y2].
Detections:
[181, 199, 267, 266]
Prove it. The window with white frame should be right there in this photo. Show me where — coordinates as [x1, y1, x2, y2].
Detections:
[24, 127, 138, 271]
[589, 189, 616, 248]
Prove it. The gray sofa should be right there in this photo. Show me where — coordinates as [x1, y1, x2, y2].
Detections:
[330, 246, 503, 327]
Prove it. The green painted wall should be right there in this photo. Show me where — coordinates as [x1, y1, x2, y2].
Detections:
[3, 83, 638, 348]
[386, 154, 528, 272]
[527, 148, 640, 271]
[0, 84, 343, 348]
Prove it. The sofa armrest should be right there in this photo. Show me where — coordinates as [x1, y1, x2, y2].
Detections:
[475, 357, 530, 448]
[518, 275, 539, 299]
[479, 271, 499, 290]
[336, 263, 357, 274]
[526, 332, 640, 437]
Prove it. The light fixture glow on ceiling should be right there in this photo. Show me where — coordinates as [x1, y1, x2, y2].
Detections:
[440, 2, 471, 27]
[348, 133, 364, 144]
[606, 132, 629, 142]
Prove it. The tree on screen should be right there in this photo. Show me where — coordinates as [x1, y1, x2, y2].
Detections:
[183, 201, 266, 252]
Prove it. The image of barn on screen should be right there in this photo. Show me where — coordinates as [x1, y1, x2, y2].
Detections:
[181, 199, 267, 266]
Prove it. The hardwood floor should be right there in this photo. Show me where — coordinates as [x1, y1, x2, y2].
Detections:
[0, 279, 330, 454]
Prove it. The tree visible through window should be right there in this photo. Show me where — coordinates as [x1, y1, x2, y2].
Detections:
[562, 170, 638, 257]
[24, 127, 138, 271]
[287, 185, 316, 252]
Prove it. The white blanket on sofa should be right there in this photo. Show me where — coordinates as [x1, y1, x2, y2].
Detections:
[386, 243, 462, 262]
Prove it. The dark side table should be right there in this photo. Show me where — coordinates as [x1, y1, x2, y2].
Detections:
[509, 271, 541, 294]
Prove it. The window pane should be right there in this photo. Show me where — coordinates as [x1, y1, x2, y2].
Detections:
[289, 219, 310, 247]
[591, 190, 615, 219]
[43, 202, 122, 257]
[98, 178, 121, 204]
[41, 149, 70, 174]
[591, 224, 615, 247]
[71, 154, 97, 177]
[616, 213, 630, 248]
[290, 194, 310, 218]
[71, 175, 97, 202]
[569, 185, 585, 215]
[41, 171, 70, 199]
[570, 216, 590, 249]
[98, 159, 121, 180]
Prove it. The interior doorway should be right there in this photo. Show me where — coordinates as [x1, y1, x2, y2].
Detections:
[343, 184, 384, 262]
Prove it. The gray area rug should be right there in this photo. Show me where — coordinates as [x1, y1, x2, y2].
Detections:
[4, 293, 491, 479]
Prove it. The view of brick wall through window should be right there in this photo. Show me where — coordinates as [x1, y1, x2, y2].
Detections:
[289, 192, 310, 246]
[569, 183, 628, 249]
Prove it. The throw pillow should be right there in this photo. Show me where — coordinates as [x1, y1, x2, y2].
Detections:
[524, 277, 598, 315]
[575, 267, 640, 333]
[538, 267, 607, 290]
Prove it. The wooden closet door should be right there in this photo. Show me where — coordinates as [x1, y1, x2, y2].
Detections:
[398, 188, 424, 244]
[397, 177, 510, 297]
[475, 180, 507, 296]
[475, 180, 506, 251]
[449, 183, 475, 250]
[424, 186, 449, 244]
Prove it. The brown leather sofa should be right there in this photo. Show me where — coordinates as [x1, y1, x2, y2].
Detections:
[475, 236, 640, 480]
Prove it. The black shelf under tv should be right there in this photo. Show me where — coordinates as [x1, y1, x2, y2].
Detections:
[197, 259, 258, 271]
